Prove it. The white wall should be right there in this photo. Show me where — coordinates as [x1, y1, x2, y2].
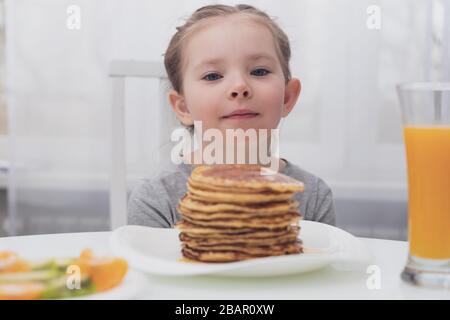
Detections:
[5, 0, 212, 190]
[4, 0, 449, 198]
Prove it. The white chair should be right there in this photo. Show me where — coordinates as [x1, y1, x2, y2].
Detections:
[108, 60, 172, 230]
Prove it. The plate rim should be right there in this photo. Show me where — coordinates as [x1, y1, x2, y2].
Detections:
[110, 221, 371, 277]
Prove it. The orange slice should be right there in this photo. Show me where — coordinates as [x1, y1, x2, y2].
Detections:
[74, 249, 128, 292]
[0, 251, 30, 273]
[0, 282, 45, 300]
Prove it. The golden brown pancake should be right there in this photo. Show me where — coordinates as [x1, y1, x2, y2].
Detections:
[175, 220, 280, 234]
[188, 178, 264, 193]
[176, 165, 305, 263]
[190, 164, 305, 192]
[182, 243, 303, 263]
[179, 231, 299, 246]
[187, 184, 294, 204]
[179, 195, 299, 214]
[190, 164, 304, 193]
[181, 212, 301, 229]
[178, 205, 300, 220]
[184, 241, 302, 255]
[177, 222, 300, 239]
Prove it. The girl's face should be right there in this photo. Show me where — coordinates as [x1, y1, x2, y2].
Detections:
[169, 15, 301, 134]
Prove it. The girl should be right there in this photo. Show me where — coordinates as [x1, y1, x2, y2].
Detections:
[128, 4, 336, 227]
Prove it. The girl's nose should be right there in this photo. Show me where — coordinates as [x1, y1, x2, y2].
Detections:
[229, 84, 252, 99]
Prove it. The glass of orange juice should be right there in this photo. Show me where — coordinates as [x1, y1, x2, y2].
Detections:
[397, 82, 450, 288]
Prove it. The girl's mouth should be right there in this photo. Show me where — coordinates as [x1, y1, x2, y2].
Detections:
[224, 113, 259, 120]
[222, 109, 260, 120]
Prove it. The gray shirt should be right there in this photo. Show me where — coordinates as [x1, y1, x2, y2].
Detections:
[128, 160, 336, 227]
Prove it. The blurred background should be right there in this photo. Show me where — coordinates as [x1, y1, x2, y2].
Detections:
[0, 0, 449, 238]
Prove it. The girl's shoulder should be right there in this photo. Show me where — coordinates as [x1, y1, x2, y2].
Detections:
[283, 159, 335, 225]
[282, 159, 332, 196]
[132, 163, 192, 196]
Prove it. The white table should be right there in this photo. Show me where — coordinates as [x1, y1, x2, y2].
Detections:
[0, 232, 449, 300]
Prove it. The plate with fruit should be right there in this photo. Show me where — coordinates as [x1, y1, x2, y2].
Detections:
[0, 249, 145, 300]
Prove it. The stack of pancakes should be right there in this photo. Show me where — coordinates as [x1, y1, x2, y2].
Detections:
[175, 165, 305, 263]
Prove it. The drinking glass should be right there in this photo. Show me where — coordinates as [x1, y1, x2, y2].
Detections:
[397, 82, 450, 288]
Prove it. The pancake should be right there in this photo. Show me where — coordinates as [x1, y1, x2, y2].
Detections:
[176, 164, 305, 263]
[179, 231, 299, 246]
[178, 206, 300, 220]
[181, 212, 301, 229]
[184, 241, 302, 255]
[187, 184, 294, 204]
[182, 243, 303, 263]
[175, 220, 284, 234]
[188, 178, 264, 193]
[178, 201, 301, 218]
[177, 222, 299, 239]
[175, 220, 299, 236]
[179, 195, 299, 214]
[190, 164, 305, 193]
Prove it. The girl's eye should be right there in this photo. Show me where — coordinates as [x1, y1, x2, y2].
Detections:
[202, 73, 223, 81]
[202, 69, 270, 81]
[251, 68, 270, 77]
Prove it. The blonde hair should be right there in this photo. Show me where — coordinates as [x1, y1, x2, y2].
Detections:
[163, 4, 292, 94]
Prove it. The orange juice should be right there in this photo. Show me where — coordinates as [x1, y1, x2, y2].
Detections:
[404, 126, 450, 259]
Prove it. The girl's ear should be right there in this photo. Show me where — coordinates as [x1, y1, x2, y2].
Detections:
[282, 78, 301, 117]
[168, 89, 194, 126]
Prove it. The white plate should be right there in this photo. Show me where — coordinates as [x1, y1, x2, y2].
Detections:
[110, 221, 373, 277]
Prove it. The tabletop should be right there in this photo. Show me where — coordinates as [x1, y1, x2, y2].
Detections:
[0, 231, 449, 300]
